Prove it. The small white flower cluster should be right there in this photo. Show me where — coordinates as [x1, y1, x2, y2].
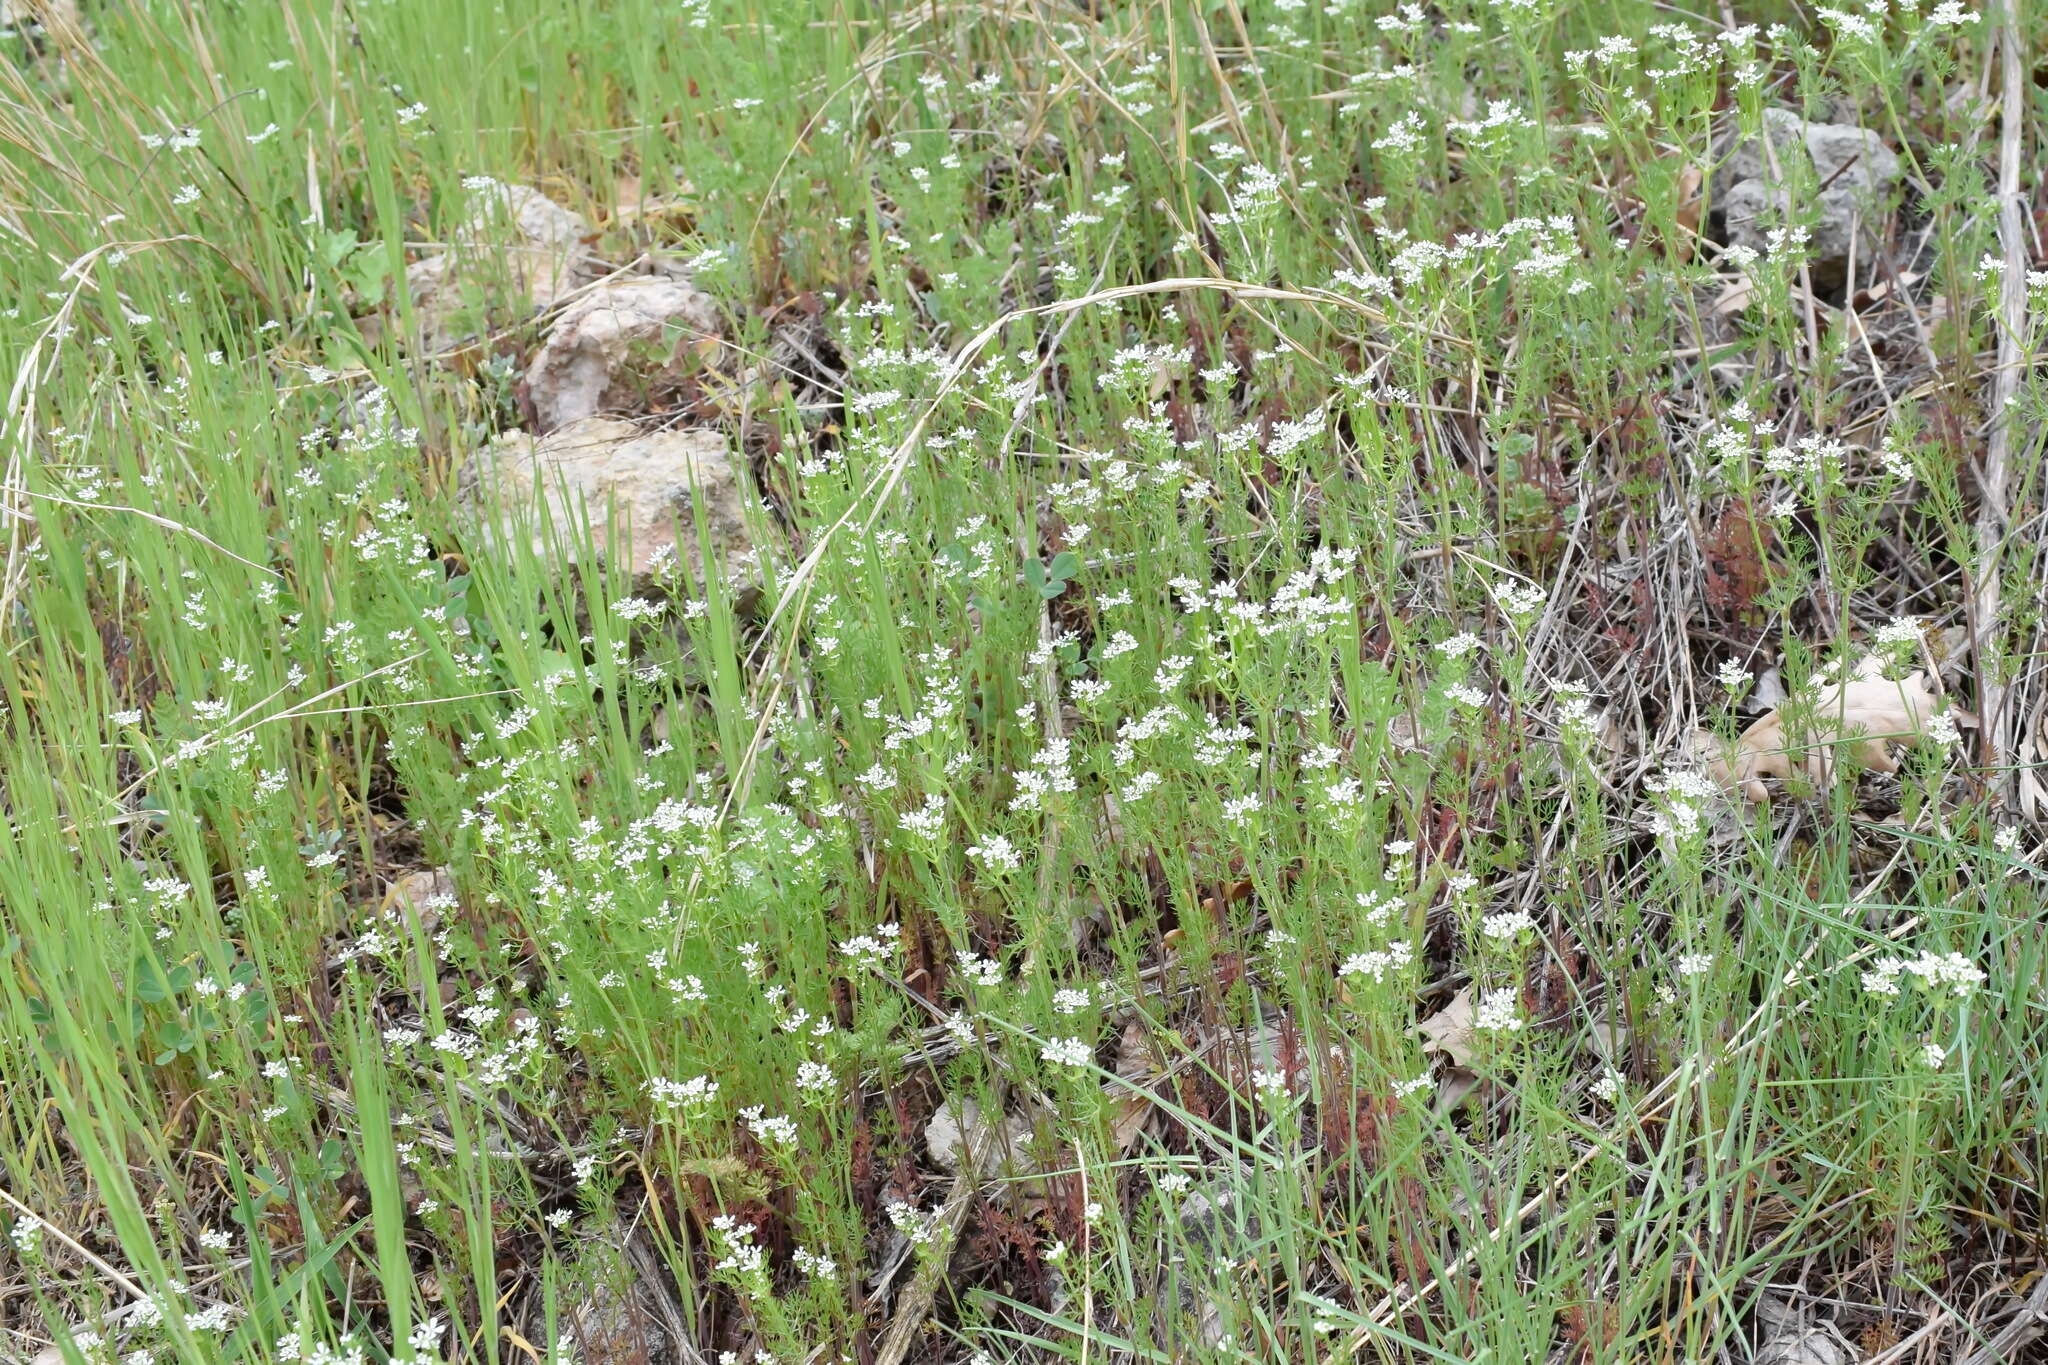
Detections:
[794, 1060, 836, 1099]
[710, 1215, 768, 1286]
[1039, 1035, 1093, 1068]
[1762, 435, 1847, 479]
[741, 1106, 798, 1146]
[1052, 986, 1093, 1015]
[1008, 736, 1077, 812]
[838, 923, 900, 968]
[1490, 579, 1546, 620]
[647, 1074, 719, 1111]
[1252, 1068, 1293, 1104]
[1716, 659, 1753, 691]
[966, 834, 1023, 874]
[1644, 767, 1724, 840]
[1341, 939, 1415, 983]
[1481, 910, 1536, 942]
[884, 1198, 939, 1247]
[1861, 951, 1987, 1000]
[1474, 988, 1524, 1033]
[957, 951, 1004, 987]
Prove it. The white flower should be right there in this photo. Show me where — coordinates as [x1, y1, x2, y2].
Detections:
[647, 1074, 719, 1110]
[967, 834, 1023, 873]
[1069, 678, 1112, 706]
[1675, 951, 1714, 978]
[1473, 988, 1524, 1033]
[1879, 438, 1915, 482]
[1341, 939, 1414, 983]
[1100, 630, 1139, 659]
[838, 930, 896, 969]
[1481, 910, 1536, 942]
[884, 1199, 937, 1246]
[1862, 950, 1986, 999]
[610, 596, 664, 621]
[1039, 1036, 1093, 1068]
[1591, 1072, 1622, 1104]
[1925, 710, 1961, 746]
[1120, 770, 1163, 802]
[741, 1107, 798, 1145]
[1715, 659, 1752, 691]
[1251, 1069, 1291, 1103]
[1490, 580, 1546, 619]
[1921, 1042, 1948, 1069]
[957, 952, 1004, 987]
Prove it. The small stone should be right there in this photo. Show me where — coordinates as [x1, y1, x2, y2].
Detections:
[464, 416, 750, 582]
[389, 867, 455, 918]
[523, 277, 720, 432]
[1752, 1298, 1852, 1365]
[924, 1097, 1037, 1173]
[1718, 108, 1900, 285]
[406, 179, 593, 350]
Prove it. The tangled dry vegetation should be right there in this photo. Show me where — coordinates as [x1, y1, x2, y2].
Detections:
[1, 0, 2047, 1363]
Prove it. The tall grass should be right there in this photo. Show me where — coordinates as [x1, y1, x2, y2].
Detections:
[1, 0, 2043, 1362]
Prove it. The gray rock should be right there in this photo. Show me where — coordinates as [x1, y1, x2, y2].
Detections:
[555, 1241, 672, 1365]
[464, 417, 750, 582]
[1719, 108, 1900, 282]
[405, 179, 594, 350]
[523, 277, 720, 432]
[923, 1096, 1041, 1173]
[3, 0, 80, 29]
[1169, 1167, 1267, 1349]
[459, 179, 589, 250]
[1752, 1296, 1853, 1365]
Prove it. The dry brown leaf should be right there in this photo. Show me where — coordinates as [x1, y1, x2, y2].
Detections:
[1113, 1015, 1156, 1081]
[1713, 278, 1756, 315]
[1672, 164, 1704, 261]
[1586, 1019, 1630, 1063]
[1417, 986, 1477, 1067]
[1708, 670, 1940, 802]
[1436, 1067, 1481, 1112]
[1107, 1093, 1154, 1152]
[1852, 269, 1921, 309]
